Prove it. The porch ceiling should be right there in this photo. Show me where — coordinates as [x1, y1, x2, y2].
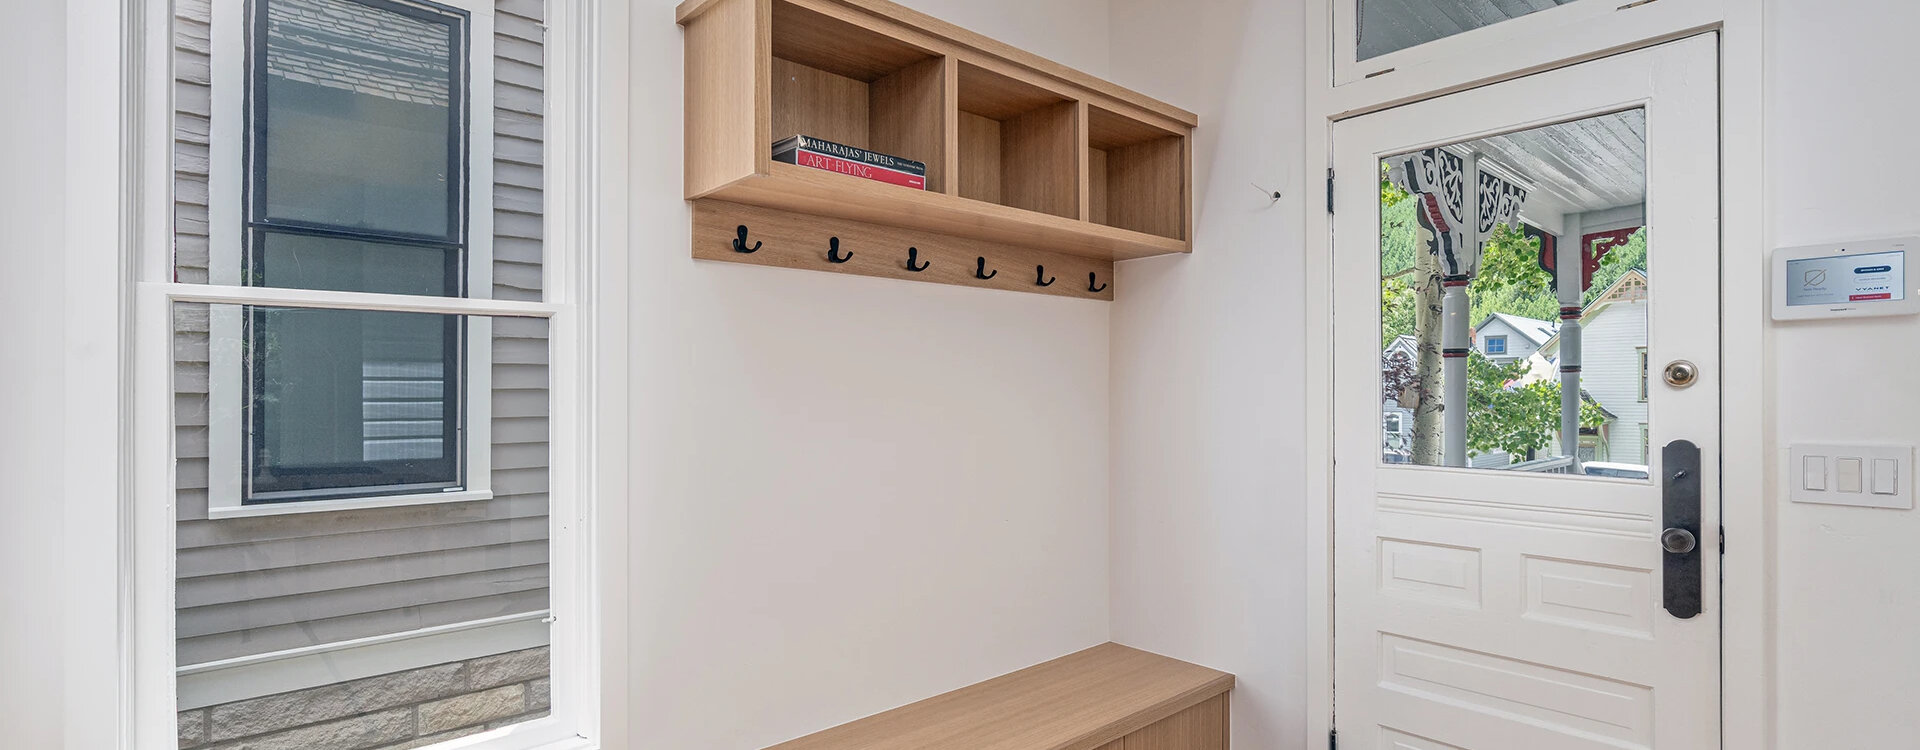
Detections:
[1476, 109, 1648, 221]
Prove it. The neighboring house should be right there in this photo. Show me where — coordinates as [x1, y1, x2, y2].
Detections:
[1539, 269, 1651, 465]
[1474, 312, 1558, 364]
[1469, 314, 1554, 468]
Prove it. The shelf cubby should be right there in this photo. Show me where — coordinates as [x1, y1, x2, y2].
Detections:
[769, 1, 947, 190]
[1087, 104, 1187, 241]
[956, 62, 1080, 219]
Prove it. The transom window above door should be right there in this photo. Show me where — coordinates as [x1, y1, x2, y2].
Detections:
[1327, 0, 1716, 91]
[1356, 0, 1577, 61]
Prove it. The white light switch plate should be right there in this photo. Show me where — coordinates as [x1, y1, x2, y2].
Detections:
[1790, 443, 1914, 509]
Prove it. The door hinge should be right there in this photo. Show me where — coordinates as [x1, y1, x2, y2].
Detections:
[1326, 168, 1336, 215]
[1329, 728, 1339, 750]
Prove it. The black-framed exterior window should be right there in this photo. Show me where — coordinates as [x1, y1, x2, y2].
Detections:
[241, 0, 473, 504]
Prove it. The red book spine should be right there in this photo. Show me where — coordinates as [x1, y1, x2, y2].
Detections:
[791, 150, 926, 190]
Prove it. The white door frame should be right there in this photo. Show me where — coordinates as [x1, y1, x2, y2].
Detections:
[1301, 3, 1772, 750]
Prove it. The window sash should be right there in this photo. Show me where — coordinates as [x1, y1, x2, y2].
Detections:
[245, 0, 471, 250]
[241, 307, 469, 503]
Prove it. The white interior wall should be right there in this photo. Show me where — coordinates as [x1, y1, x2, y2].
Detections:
[0, 2, 72, 748]
[624, 1, 1113, 748]
[1104, 1, 1308, 747]
[1767, 1, 1920, 746]
[1, 1, 124, 748]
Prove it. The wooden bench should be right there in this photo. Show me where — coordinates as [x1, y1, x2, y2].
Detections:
[765, 643, 1234, 750]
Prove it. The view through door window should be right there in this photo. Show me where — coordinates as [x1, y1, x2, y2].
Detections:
[1379, 108, 1649, 479]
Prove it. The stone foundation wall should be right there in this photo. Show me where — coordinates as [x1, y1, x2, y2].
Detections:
[177, 646, 549, 750]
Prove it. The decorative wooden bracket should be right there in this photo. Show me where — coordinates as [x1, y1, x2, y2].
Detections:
[691, 200, 1116, 301]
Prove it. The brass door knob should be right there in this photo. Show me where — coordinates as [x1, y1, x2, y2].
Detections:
[1663, 360, 1699, 388]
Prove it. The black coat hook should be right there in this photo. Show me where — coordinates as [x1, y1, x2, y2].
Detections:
[1088, 271, 1107, 293]
[975, 257, 998, 280]
[1035, 265, 1056, 287]
[827, 237, 853, 263]
[732, 225, 761, 253]
[905, 247, 930, 272]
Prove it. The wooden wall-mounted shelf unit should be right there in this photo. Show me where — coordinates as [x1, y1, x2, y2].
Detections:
[678, 0, 1197, 297]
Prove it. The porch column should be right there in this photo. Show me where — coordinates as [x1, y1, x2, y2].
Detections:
[1441, 279, 1472, 467]
[1437, 150, 1482, 469]
[1556, 214, 1585, 465]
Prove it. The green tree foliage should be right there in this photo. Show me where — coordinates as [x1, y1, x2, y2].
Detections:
[1380, 173, 1420, 277]
[1585, 229, 1647, 305]
[1380, 215, 1650, 340]
[1465, 351, 1610, 462]
[1468, 223, 1559, 323]
[1381, 276, 1416, 348]
[1379, 167, 1421, 346]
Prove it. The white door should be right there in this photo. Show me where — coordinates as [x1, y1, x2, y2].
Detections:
[1332, 36, 1720, 750]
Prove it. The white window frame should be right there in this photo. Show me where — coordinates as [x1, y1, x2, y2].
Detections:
[1484, 334, 1507, 355]
[205, 0, 498, 518]
[127, 0, 609, 748]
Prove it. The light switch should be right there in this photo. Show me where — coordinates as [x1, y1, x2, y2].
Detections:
[1791, 444, 1914, 509]
[1874, 458, 1900, 496]
[1837, 458, 1865, 493]
[1804, 456, 1827, 491]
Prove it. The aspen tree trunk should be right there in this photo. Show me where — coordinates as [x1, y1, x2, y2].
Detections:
[1410, 248, 1445, 464]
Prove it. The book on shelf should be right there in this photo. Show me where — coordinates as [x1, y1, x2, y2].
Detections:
[772, 135, 926, 190]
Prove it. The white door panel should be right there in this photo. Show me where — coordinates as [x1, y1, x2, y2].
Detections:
[1333, 35, 1719, 750]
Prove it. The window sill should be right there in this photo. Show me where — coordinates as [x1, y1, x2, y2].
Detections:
[206, 488, 494, 519]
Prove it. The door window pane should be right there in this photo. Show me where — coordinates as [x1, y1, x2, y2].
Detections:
[1379, 109, 1649, 478]
[1358, 0, 1577, 61]
[260, 0, 459, 238]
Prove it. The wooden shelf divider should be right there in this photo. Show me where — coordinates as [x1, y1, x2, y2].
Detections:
[680, 0, 1197, 298]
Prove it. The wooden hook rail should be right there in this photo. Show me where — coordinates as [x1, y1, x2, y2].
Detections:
[692, 200, 1116, 301]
